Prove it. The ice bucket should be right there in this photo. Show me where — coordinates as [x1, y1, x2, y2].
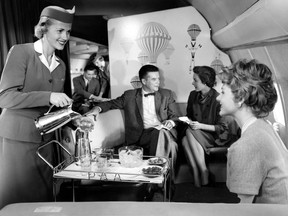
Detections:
[118, 146, 143, 168]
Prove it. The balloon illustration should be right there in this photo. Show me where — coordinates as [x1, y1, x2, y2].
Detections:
[136, 22, 171, 64]
[187, 24, 201, 45]
[130, 76, 142, 89]
[186, 24, 202, 73]
[211, 56, 225, 93]
[210, 57, 224, 74]
[163, 43, 175, 65]
[137, 51, 149, 65]
[120, 37, 134, 64]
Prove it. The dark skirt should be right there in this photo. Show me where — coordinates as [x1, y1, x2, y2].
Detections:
[186, 127, 216, 154]
[0, 137, 54, 209]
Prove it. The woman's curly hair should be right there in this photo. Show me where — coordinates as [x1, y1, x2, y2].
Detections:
[222, 59, 277, 118]
[34, 17, 53, 39]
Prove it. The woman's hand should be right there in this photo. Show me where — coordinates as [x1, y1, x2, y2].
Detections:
[179, 116, 204, 130]
[190, 121, 216, 131]
[50, 92, 72, 107]
[189, 121, 202, 130]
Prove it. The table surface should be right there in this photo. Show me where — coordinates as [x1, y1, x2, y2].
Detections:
[54, 158, 169, 184]
[1, 202, 288, 216]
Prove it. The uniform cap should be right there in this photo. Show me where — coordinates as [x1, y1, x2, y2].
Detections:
[40, 6, 75, 24]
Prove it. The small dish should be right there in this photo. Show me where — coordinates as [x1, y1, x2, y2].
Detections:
[148, 157, 167, 166]
[142, 165, 163, 178]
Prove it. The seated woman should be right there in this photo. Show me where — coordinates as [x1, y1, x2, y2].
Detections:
[181, 66, 236, 187]
[217, 59, 288, 204]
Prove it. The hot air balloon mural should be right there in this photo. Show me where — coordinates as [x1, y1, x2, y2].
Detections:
[136, 22, 171, 64]
[163, 43, 175, 65]
[211, 55, 225, 93]
[120, 37, 134, 64]
[130, 75, 142, 89]
[137, 51, 149, 65]
[210, 57, 224, 74]
[186, 24, 202, 73]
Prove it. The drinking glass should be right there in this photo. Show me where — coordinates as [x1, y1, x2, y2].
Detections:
[96, 154, 108, 170]
[102, 148, 114, 160]
[78, 138, 92, 171]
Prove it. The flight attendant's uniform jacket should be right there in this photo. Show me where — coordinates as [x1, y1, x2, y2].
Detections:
[0, 40, 66, 143]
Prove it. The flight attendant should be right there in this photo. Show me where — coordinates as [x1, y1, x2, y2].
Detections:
[0, 5, 74, 208]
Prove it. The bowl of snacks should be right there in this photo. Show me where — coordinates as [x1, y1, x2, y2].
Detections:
[142, 165, 163, 178]
[148, 157, 167, 166]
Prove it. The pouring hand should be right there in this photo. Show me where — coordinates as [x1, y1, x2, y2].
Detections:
[50, 92, 72, 107]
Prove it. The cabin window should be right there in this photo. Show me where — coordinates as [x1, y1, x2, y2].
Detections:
[273, 83, 285, 126]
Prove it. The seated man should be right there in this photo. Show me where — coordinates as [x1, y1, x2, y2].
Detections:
[86, 64, 179, 169]
[72, 64, 108, 114]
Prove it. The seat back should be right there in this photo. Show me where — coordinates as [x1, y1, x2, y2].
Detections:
[61, 109, 125, 154]
[89, 109, 125, 149]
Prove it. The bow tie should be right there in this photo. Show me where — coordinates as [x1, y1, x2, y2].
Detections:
[144, 92, 155, 97]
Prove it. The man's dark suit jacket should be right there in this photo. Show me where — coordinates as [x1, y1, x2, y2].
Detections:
[72, 75, 100, 111]
[98, 88, 179, 145]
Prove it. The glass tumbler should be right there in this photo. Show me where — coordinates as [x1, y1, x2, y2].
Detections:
[78, 138, 92, 171]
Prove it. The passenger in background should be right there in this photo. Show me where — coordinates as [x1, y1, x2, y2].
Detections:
[86, 64, 179, 169]
[0, 6, 74, 209]
[72, 63, 109, 114]
[217, 59, 288, 204]
[180, 66, 237, 187]
[87, 53, 110, 98]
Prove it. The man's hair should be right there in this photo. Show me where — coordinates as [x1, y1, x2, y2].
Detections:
[138, 64, 159, 81]
[84, 63, 97, 72]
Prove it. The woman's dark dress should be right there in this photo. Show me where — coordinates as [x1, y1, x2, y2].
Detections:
[185, 89, 233, 154]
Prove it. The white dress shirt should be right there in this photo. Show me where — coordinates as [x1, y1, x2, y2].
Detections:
[142, 90, 161, 129]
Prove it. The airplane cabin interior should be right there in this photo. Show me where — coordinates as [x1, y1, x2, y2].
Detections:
[1, 0, 288, 215]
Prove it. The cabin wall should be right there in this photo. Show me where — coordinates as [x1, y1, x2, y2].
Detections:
[226, 43, 288, 147]
[209, 0, 288, 147]
[68, 1, 288, 147]
[107, 6, 231, 103]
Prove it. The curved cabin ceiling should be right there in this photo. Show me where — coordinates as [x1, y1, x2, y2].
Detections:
[43, 0, 288, 51]
[43, 0, 191, 46]
[187, 0, 259, 33]
[43, 0, 260, 45]
[210, 0, 288, 49]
